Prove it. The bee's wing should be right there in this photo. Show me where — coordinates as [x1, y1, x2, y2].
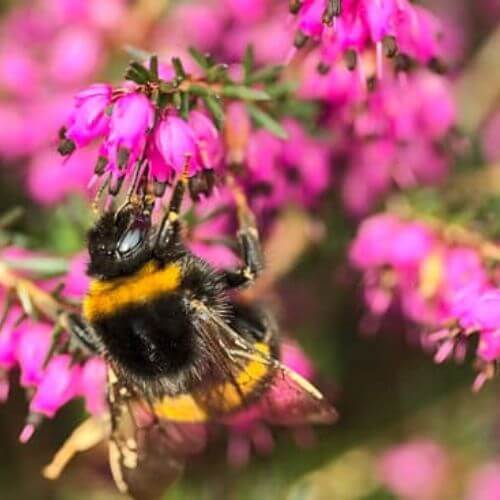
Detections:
[107, 369, 191, 500]
[190, 302, 338, 426]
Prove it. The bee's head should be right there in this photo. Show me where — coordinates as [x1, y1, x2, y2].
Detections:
[87, 204, 153, 279]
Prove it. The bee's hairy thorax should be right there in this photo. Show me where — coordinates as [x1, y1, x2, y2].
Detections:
[82, 254, 231, 398]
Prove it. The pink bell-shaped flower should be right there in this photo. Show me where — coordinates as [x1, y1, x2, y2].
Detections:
[65, 84, 112, 147]
[30, 355, 81, 418]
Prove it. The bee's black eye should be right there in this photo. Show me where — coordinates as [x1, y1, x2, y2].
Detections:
[117, 227, 143, 254]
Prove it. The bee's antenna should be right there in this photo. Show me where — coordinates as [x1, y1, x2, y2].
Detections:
[92, 173, 111, 215]
[115, 160, 149, 218]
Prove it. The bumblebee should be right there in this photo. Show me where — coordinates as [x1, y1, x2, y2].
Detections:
[66, 177, 337, 498]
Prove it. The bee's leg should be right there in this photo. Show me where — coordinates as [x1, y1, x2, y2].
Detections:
[223, 186, 263, 289]
[155, 175, 188, 257]
[66, 313, 102, 354]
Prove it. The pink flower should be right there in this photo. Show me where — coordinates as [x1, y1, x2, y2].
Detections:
[468, 290, 500, 332]
[152, 3, 225, 54]
[293, 0, 443, 78]
[189, 187, 239, 268]
[297, 0, 324, 39]
[15, 323, 52, 387]
[466, 462, 500, 500]
[477, 330, 500, 363]
[0, 44, 40, 97]
[65, 84, 112, 147]
[27, 147, 95, 205]
[244, 119, 331, 212]
[48, 27, 102, 86]
[377, 439, 449, 500]
[105, 92, 154, 171]
[394, 5, 442, 64]
[442, 248, 488, 298]
[0, 105, 31, 159]
[188, 111, 224, 170]
[330, 71, 455, 215]
[281, 340, 315, 379]
[389, 222, 434, 270]
[63, 253, 90, 299]
[79, 357, 107, 415]
[222, 0, 268, 25]
[30, 355, 81, 418]
[0, 306, 23, 369]
[349, 214, 402, 268]
[154, 115, 202, 178]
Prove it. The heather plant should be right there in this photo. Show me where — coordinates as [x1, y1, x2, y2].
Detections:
[0, 0, 499, 498]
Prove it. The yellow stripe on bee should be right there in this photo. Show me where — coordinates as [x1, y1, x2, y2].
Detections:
[83, 261, 182, 321]
[153, 393, 208, 422]
[154, 343, 271, 422]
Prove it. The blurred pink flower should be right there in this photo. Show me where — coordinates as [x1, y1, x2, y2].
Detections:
[27, 147, 95, 205]
[467, 290, 500, 333]
[477, 330, 500, 363]
[189, 187, 239, 268]
[152, 2, 225, 54]
[0, 44, 41, 98]
[466, 462, 500, 500]
[222, 0, 269, 25]
[30, 354, 81, 418]
[349, 213, 402, 268]
[293, 0, 443, 78]
[16, 322, 52, 388]
[188, 110, 224, 170]
[0, 306, 23, 369]
[245, 119, 331, 212]
[63, 252, 90, 299]
[351, 214, 500, 382]
[79, 357, 107, 415]
[377, 439, 449, 500]
[48, 27, 102, 86]
[334, 72, 455, 215]
[388, 221, 434, 270]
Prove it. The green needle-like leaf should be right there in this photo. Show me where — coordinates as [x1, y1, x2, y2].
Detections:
[221, 85, 270, 101]
[246, 103, 288, 139]
[203, 96, 225, 129]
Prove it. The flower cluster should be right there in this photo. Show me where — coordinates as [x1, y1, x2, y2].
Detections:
[0, 212, 325, 453]
[291, 0, 445, 80]
[225, 104, 331, 215]
[57, 52, 334, 218]
[350, 213, 500, 388]
[377, 439, 450, 500]
[60, 79, 223, 200]
[147, 0, 458, 216]
[300, 63, 456, 214]
[152, 0, 293, 67]
[0, 249, 106, 441]
[377, 439, 500, 500]
[0, 0, 130, 203]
